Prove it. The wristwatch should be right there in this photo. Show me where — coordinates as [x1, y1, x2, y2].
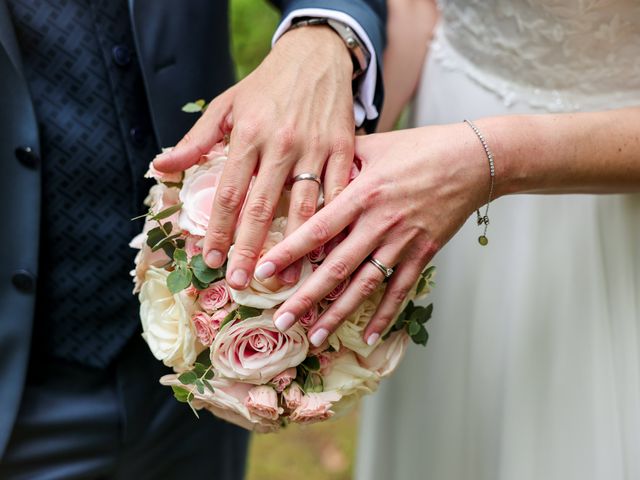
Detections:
[287, 17, 371, 80]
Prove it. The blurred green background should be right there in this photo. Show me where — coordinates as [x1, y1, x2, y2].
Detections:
[230, 1, 359, 479]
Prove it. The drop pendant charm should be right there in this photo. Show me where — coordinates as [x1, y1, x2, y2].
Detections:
[478, 235, 488, 246]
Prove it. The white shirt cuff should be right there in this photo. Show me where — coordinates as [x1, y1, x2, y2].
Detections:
[272, 8, 379, 127]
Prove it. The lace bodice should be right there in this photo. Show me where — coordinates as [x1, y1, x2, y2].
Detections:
[434, 0, 640, 112]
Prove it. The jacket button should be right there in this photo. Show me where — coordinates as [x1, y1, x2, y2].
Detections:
[130, 126, 147, 147]
[15, 147, 40, 169]
[112, 45, 131, 67]
[12, 270, 36, 294]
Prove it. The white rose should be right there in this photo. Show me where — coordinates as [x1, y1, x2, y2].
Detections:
[358, 330, 410, 378]
[210, 311, 308, 384]
[160, 375, 281, 433]
[140, 267, 202, 370]
[322, 350, 380, 399]
[330, 286, 386, 357]
[229, 218, 313, 309]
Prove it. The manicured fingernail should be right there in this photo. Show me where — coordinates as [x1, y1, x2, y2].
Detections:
[230, 269, 249, 288]
[309, 328, 329, 347]
[366, 333, 380, 346]
[254, 261, 276, 281]
[274, 312, 295, 331]
[206, 250, 223, 267]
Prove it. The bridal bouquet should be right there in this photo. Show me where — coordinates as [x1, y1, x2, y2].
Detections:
[131, 134, 435, 432]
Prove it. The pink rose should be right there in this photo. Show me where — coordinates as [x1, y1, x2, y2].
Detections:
[307, 245, 326, 263]
[178, 152, 228, 236]
[282, 382, 304, 410]
[184, 235, 204, 259]
[198, 281, 230, 313]
[298, 307, 318, 330]
[271, 367, 297, 393]
[210, 312, 309, 384]
[325, 278, 350, 301]
[244, 385, 283, 420]
[289, 392, 342, 425]
[192, 312, 217, 346]
[146, 152, 183, 184]
[160, 376, 281, 433]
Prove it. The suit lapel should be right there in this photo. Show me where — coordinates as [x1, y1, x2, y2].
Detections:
[0, 0, 25, 76]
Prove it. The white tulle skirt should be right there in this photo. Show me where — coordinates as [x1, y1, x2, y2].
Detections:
[355, 35, 640, 480]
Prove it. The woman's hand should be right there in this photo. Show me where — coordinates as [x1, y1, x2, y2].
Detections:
[254, 124, 490, 346]
[153, 26, 355, 290]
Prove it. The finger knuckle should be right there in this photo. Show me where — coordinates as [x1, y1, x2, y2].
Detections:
[275, 126, 297, 154]
[390, 284, 412, 304]
[295, 293, 315, 314]
[292, 197, 317, 220]
[310, 219, 331, 244]
[325, 259, 350, 283]
[233, 245, 260, 263]
[358, 275, 381, 298]
[206, 226, 230, 246]
[372, 315, 393, 330]
[236, 121, 260, 145]
[216, 185, 245, 214]
[246, 195, 275, 225]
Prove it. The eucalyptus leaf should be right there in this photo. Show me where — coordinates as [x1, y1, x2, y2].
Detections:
[151, 203, 183, 221]
[182, 102, 204, 113]
[416, 277, 427, 295]
[167, 268, 192, 294]
[411, 324, 429, 346]
[178, 371, 198, 385]
[423, 265, 436, 278]
[303, 356, 321, 372]
[408, 321, 421, 336]
[203, 379, 215, 393]
[146, 226, 167, 249]
[219, 309, 238, 330]
[191, 276, 208, 291]
[172, 385, 191, 403]
[173, 248, 188, 265]
[238, 306, 262, 320]
[196, 350, 212, 367]
[195, 380, 205, 395]
[192, 363, 207, 378]
[191, 254, 224, 283]
[161, 243, 176, 260]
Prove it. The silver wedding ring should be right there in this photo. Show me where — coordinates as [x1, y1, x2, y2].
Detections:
[369, 257, 394, 278]
[292, 172, 322, 187]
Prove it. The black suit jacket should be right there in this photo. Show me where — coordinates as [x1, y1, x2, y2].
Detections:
[0, 0, 385, 456]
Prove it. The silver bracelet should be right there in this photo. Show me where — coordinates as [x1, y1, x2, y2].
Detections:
[463, 119, 495, 246]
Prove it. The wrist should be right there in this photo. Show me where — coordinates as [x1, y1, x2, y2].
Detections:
[276, 25, 354, 78]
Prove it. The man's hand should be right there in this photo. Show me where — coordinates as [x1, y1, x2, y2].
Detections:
[154, 25, 355, 290]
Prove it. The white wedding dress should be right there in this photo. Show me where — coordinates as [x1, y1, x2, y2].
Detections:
[356, 2, 640, 480]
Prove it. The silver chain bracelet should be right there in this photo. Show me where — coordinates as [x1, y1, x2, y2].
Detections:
[463, 119, 495, 246]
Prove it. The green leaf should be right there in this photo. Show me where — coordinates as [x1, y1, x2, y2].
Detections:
[161, 243, 176, 260]
[411, 324, 429, 346]
[173, 248, 188, 265]
[172, 385, 191, 403]
[408, 321, 421, 336]
[204, 369, 215, 380]
[178, 371, 198, 385]
[195, 380, 205, 395]
[238, 306, 262, 320]
[151, 233, 182, 252]
[146, 226, 167, 249]
[167, 268, 193, 294]
[393, 309, 408, 329]
[203, 379, 215, 393]
[219, 309, 238, 330]
[195, 99, 206, 108]
[422, 265, 436, 278]
[175, 238, 186, 249]
[192, 363, 208, 378]
[191, 276, 208, 291]
[190, 254, 224, 283]
[416, 277, 427, 295]
[182, 102, 204, 113]
[195, 350, 212, 367]
[422, 303, 434, 324]
[302, 356, 321, 372]
[151, 203, 183, 221]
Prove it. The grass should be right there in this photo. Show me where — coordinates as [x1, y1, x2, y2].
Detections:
[229, 1, 359, 478]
